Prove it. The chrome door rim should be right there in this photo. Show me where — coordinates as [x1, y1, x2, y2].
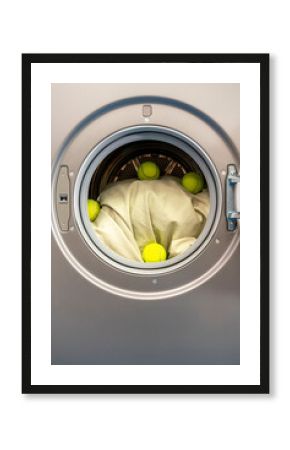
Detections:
[74, 125, 222, 275]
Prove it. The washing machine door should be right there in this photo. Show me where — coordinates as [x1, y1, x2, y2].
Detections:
[52, 94, 240, 300]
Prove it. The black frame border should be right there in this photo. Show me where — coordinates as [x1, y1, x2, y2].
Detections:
[22, 53, 269, 394]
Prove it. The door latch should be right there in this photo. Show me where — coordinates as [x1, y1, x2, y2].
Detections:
[56, 165, 70, 231]
[226, 164, 240, 231]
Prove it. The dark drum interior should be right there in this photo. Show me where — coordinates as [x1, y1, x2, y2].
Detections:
[89, 140, 206, 198]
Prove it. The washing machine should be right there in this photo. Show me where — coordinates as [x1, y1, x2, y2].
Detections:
[51, 83, 240, 365]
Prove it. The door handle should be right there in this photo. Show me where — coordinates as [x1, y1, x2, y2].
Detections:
[226, 164, 240, 231]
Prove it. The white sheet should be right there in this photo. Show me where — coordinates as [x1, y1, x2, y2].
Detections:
[91, 176, 210, 262]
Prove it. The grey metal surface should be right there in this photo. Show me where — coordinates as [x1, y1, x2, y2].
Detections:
[51, 235, 240, 364]
[51, 83, 240, 364]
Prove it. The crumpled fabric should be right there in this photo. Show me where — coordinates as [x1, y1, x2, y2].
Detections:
[91, 176, 210, 262]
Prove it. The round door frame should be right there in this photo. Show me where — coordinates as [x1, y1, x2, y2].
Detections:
[74, 125, 221, 275]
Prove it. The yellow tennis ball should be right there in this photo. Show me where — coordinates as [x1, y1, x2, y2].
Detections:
[182, 172, 204, 194]
[142, 242, 167, 263]
[138, 161, 160, 180]
[87, 199, 101, 221]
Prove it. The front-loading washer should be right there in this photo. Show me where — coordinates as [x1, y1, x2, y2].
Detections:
[51, 83, 240, 364]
